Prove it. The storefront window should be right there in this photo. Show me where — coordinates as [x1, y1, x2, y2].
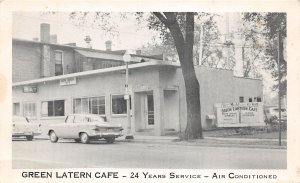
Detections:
[42, 100, 65, 117]
[111, 94, 127, 115]
[73, 96, 105, 115]
[23, 102, 36, 117]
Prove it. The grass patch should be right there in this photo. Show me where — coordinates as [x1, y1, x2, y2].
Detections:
[203, 127, 287, 139]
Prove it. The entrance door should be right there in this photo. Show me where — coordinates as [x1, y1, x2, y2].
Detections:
[146, 94, 154, 128]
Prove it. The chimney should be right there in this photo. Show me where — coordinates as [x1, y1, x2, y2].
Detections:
[40, 23, 50, 43]
[50, 35, 57, 44]
[84, 35, 92, 48]
[105, 40, 112, 51]
[136, 50, 141, 55]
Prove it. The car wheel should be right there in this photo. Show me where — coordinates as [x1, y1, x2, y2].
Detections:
[26, 135, 33, 141]
[80, 133, 89, 144]
[74, 139, 81, 143]
[105, 137, 115, 144]
[49, 131, 58, 143]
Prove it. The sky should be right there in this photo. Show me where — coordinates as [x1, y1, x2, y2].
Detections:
[12, 12, 277, 98]
[13, 12, 161, 51]
[12, 12, 238, 51]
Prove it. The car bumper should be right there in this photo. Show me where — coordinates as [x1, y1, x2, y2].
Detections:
[12, 132, 41, 137]
[90, 132, 123, 139]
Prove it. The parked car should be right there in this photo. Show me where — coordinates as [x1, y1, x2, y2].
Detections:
[12, 116, 42, 141]
[264, 106, 287, 123]
[47, 114, 123, 144]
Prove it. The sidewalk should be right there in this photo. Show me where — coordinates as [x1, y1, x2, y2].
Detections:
[119, 135, 287, 149]
[35, 134, 287, 149]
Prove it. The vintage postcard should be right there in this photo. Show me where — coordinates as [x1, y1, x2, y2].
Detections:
[0, 0, 300, 182]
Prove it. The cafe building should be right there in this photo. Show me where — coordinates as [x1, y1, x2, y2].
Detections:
[12, 23, 264, 136]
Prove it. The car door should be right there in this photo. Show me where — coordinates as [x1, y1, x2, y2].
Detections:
[73, 115, 87, 137]
[12, 117, 27, 134]
[59, 115, 76, 138]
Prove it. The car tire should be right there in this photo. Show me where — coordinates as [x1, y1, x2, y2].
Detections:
[105, 137, 115, 144]
[80, 133, 89, 144]
[26, 135, 33, 141]
[49, 131, 58, 143]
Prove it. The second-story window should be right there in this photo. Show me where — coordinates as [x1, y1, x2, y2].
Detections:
[55, 51, 63, 76]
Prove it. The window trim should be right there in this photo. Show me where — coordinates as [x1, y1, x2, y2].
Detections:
[54, 50, 64, 75]
[72, 95, 106, 116]
[41, 99, 66, 117]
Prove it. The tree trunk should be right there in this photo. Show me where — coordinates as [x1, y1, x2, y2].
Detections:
[182, 13, 203, 139]
[181, 62, 203, 139]
[153, 12, 203, 139]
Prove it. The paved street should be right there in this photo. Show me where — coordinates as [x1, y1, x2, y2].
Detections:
[12, 139, 286, 169]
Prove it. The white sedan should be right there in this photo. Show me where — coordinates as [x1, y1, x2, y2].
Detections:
[47, 114, 123, 144]
[12, 116, 42, 141]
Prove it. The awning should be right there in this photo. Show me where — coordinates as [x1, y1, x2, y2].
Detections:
[75, 49, 124, 61]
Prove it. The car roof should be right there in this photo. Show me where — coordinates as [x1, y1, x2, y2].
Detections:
[68, 113, 104, 118]
[12, 116, 26, 119]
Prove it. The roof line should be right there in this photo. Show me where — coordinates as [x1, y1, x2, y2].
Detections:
[12, 61, 180, 86]
[12, 38, 163, 60]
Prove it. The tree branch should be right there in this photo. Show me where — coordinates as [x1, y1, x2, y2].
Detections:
[152, 12, 168, 25]
[154, 12, 185, 62]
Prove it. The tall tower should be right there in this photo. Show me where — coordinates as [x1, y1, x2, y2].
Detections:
[226, 13, 243, 77]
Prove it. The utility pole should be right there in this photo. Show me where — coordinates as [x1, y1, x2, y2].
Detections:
[277, 30, 282, 146]
[123, 51, 134, 140]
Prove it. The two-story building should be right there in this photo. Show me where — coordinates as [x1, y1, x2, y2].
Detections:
[12, 23, 264, 136]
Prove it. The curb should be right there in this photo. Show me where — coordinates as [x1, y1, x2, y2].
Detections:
[118, 139, 287, 150]
[205, 136, 287, 142]
[34, 136, 287, 150]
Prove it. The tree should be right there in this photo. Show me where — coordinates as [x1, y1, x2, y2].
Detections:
[238, 20, 265, 78]
[69, 12, 204, 139]
[152, 12, 203, 139]
[138, 13, 224, 67]
[242, 13, 287, 96]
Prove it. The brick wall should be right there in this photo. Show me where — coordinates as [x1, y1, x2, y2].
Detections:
[12, 41, 41, 82]
[13, 41, 77, 81]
